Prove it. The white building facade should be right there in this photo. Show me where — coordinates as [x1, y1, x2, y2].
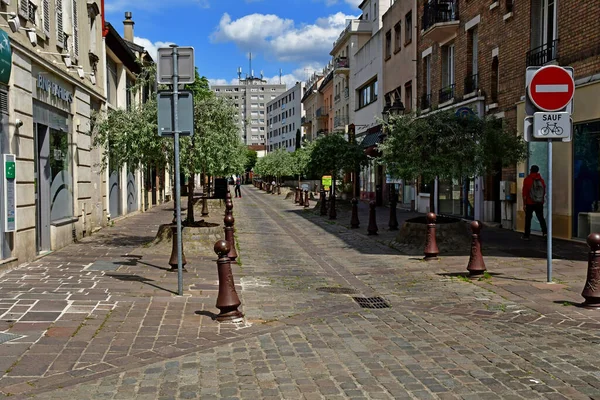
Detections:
[267, 82, 304, 152]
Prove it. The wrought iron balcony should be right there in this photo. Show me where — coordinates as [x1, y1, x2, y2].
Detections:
[422, 0, 459, 43]
[301, 116, 312, 126]
[421, 93, 432, 110]
[334, 115, 349, 128]
[316, 107, 328, 118]
[334, 93, 341, 102]
[464, 73, 479, 94]
[526, 39, 559, 66]
[334, 57, 350, 75]
[439, 83, 455, 104]
[344, 87, 349, 99]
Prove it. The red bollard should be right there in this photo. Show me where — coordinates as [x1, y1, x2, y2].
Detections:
[299, 189, 305, 206]
[295, 187, 300, 204]
[201, 195, 209, 217]
[304, 190, 310, 208]
[224, 214, 238, 262]
[213, 240, 244, 322]
[467, 221, 486, 277]
[277, 185, 281, 195]
[582, 233, 600, 308]
[350, 198, 360, 229]
[424, 212, 439, 261]
[367, 201, 378, 235]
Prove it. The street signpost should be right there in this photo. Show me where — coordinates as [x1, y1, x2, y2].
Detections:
[525, 65, 575, 284]
[157, 45, 195, 296]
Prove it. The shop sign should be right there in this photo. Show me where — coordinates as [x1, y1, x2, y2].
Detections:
[0, 30, 11, 85]
[322, 175, 332, 190]
[37, 73, 73, 103]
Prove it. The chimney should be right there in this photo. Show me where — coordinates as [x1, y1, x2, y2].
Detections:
[123, 11, 134, 42]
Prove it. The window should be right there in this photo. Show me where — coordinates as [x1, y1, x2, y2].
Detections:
[358, 80, 378, 109]
[56, 0, 64, 48]
[28, 1, 36, 24]
[422, 55, 431, 109]
[385, 30, 392, 59]
[466, 28, 479, 93]
[441, 44, 455, 87]
[394, 22, 401, 53]
[529, 0, 558, 65]
[491, 56, 499, 102]
[126, 77, 134, 110]
[405, 11, 412, 44]
[373, 2, 377, 19]
[404, 82, 412, 112]
[251, 95, 258, 100]
[49, 127, 73, 222]
[106, 57, 118, 105]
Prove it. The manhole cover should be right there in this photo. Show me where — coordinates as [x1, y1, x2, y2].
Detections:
[316, 287, 358, 294]
[0, 332, 23, 345]
[86, 261, 120, 271]
[353, 296, 390, 309]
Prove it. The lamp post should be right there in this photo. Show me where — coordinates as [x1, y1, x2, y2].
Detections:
[382, 91, 404, 232]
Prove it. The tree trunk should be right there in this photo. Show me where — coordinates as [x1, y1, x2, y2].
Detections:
[187, 175, 195, 223]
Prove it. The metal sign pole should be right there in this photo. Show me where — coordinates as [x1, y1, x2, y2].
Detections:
[547, 138, 553, 283]
[171, 44, 184, 296]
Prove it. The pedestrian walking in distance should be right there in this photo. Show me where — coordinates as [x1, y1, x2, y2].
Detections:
[522, 165, 548, 240]
[234, 177, 242, 198]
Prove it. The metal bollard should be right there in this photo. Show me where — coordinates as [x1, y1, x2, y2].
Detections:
[367, 201, 378, 235]
[277, 185, 281, 195]
[424, 212, 439, 260]
[225, 198, 233, 218]
[295, 187, 300, 204]
[213, 240, 244, 322]
[299, 189, 305, 206]
[329, 192, 337, 220]
[320, 189, 327, 216]
[224, 214, 238, 262]
[467, 221, 486, 276]
[350, 198, 360, 229]
[168, 225, 187, 271]
[304, 190, 310, 208]
[581, 233, 600, 308]
[388, 188, 398, 231]
[201, 195, 209, 217]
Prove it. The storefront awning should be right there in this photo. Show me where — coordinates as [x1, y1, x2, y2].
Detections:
[360, 130, 383, 148]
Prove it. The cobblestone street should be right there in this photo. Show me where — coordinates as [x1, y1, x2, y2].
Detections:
[1, 185, 600, 399]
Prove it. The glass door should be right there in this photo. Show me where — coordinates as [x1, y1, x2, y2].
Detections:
[35, 123, 51, 253]
[573, 121, 600, 238]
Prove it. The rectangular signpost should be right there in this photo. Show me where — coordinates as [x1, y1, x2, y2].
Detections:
[525, 65, 575, 283]
[3, 154, 16, 232]
[157, 45, 195, 296]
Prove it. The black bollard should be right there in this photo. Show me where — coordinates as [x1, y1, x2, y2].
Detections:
[367, 201, 378, 235]
[350, 198, 360, 229]
[304, 190, 310, 208]
[299, 188, 305, 206]
[582, 233, 600, 308]
[295, 187, 300, 204]
[224, 214, 238, 262]
[467, 221, 486, 277]
[201, 195, 209, 217]
[213, 240, 244, 322]
[388, 187, 398, 231]
[277, 185, 281, 195]
[424, 212, 439, 261]
[329, 191, 337, 220]
[168, 225, 187, 271]
[320, 189, 327, 216]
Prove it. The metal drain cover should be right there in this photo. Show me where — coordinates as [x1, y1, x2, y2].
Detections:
[0, 332, 23, 344]
[353, 296, 390, 309]
[316, 287, 358, 294]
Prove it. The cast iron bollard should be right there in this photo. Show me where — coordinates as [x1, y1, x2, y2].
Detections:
[467, 221, 486, 277]
[367, 201, 378, 235]
[169, 225, 187, 271]
[225, 199, 233, 218]
[329, 192, 337, 220]
[224, 214, 238, 262]
[295, 187, 300, 204]
[424, 212, 439, 260]
[201, 195, 209, 217]
[277, 185, 281, 195]
[581, 233, 600, 308]
[299, 189, 305, 206]
[213, 240, 244, 322]
[388, 188, 399, 231]
[304, 190, 310, 208]
[320, 189, 327, 216]
[350, 198, 360, 229]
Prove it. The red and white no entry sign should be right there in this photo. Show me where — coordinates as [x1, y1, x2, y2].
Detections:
[527, 65, 575, 112]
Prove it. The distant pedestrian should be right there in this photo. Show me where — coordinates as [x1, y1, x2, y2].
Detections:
[235, 177, 241, 198]
[522, 165, 548, 240]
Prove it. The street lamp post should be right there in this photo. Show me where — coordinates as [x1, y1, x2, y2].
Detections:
[382, 91, 404, 232]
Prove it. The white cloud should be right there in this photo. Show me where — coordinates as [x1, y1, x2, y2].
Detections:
[133, 37, 175, 61]
[210, 11, 356, 64]
[105, 0, 209, 13]
[314, 0, 362, 7]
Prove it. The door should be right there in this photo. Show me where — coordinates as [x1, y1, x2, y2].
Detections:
[109, 170, 120, 218]
[35, 123, 51, 253]
[127, 169, 137, 213]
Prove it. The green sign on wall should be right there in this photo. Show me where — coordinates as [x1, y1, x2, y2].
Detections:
[5, 161, 15, 179]
[0, 29, 12, 85]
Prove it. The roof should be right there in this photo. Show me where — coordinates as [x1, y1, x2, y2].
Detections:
[105, 22, 141, 74]
[318, 70, 334, 92]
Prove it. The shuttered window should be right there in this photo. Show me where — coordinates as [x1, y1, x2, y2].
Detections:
[43, 0, 50, 37]
[0, 86, 8, 116]
[56, 0, 64, 48]
[18, 0, 28, 18]
[71, 0, 78, 57]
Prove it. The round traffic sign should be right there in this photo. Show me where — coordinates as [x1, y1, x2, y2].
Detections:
[528, 65, 574, 112]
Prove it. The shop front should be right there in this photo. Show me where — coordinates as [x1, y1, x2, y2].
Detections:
[0, 29, 11, 263]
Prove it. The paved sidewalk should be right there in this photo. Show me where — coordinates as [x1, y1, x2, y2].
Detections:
[2, 185, 600, 399]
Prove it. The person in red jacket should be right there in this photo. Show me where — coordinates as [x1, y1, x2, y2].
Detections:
[522, 165, 548, 240]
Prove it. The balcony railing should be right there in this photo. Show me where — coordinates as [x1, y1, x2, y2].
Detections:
[422, 0, 459, 32]
[421, 93, 432, 110]
[316, 107, 328, 118]
[464, 73, 479, 94]
[344, 87, 349, 99]
[334, 115, 349, 128]
[334, 93, 341, 102]
[439, 83, 455, 104]
[526, 39, 559, 67]
[301, 116, 312, 126]
[335, 57, 349, 69]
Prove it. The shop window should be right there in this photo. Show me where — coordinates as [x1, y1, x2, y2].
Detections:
[49, 128, 73, 222]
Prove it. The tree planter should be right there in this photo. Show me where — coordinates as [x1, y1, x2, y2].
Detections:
[395, 216, 471, 255]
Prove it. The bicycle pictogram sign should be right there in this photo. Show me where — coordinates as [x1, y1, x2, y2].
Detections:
[540, 122, 564, 136]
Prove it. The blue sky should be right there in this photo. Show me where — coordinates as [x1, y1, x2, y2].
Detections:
[104, 0, 361, 88]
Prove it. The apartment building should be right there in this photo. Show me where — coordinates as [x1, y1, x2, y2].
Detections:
[211, 74, 286, 146]
[381, 0, 418, 209]
[266, 81, 304, 152]
[317, 67, 334, 136]
[300, 72, 324, 142]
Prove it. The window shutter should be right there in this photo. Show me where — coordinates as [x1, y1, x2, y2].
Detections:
[18, 0, 28, 18]
[71, 0, 78, 57]
[56, 0, 63, 48]
[43, 0, 50, 37]
[0, 87, 9, 116]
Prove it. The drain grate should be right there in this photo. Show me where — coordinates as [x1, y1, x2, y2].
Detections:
[0, 332, 23, 345]
[353, 296, 391, 309]
[317, 287, 358, 295]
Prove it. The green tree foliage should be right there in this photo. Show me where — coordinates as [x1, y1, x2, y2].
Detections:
[245, 149, 258, 172]
[309, 133, 368, 177]
[253, 149, 293, 182]
[378, 110, 528, 182]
